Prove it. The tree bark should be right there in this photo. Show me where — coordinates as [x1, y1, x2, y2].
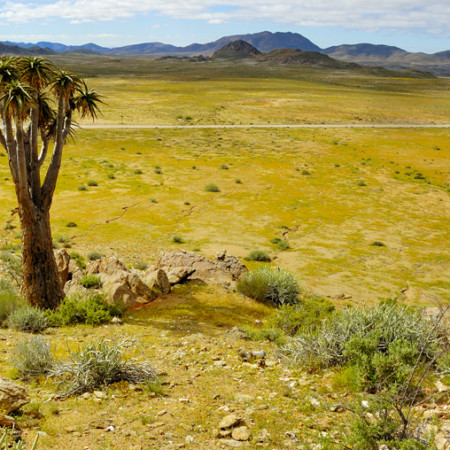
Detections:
[19, 203, 64, 309]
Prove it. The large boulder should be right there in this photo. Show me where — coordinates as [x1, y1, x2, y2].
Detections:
[155, 250, 247, 288]
[86, 257, 157, 307]
[0, 376, 29, 414]
[142, 268, 171, 294]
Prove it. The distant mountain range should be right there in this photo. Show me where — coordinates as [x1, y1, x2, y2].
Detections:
[1, 31, 449, 76]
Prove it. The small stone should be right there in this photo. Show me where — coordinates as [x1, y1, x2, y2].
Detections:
[106, 426, 115, 432]
[214, 360, 227, 367]
[93, 391, 107, 400]
[110, 317, 123, 325]
[256, 428, 271, 443]
[221, 440, 244, 448]
[185, 435, 194, 443]
[232, 426, 250, 441]
[219, 429, 233, 437]
[235, 394, 254, 403]
[219, 414, 241, 429]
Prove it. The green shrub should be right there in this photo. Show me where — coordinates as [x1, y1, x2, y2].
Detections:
[10, 335, 54, 378]
[46, 294, 126, 327]
[246, 250, 271, 262]
[107, 172, 115, 179]
[87, 251, 102, 261]
[266, 297, 335, 337]
[70, 251, 86, 269]
[172, 235, 184, 244]
[0, 429, 39, 449]
[143, 379, 165, 396]
[134, 169, 143, 175]
[237, 266, 300, 306]
[270, 237, 290, 250]
[282, 301, 442, 390]
[87, 180, 98, 186]
[242, 325, 285, 345]
[79, 274, 102, 289]
[357, 180, 366, 186]
[301, 170, 311, 175]
[65, 221, 77, 227]
[78, 184, 88, 191]
[0, 251, 22, 286]
[205, 183, 220, 192]
[219, 164, 229, 170]
[154, 166, 162, 174]
[57, 235, 69, 243]
[7, 306, 49, 333]
[50, 339, 158, 396]
[0, 281, 26, 323]
[371, 241, 385, 247]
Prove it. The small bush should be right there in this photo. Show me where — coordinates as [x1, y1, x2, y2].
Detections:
[87, 180, 98, 186]
[79, 275, 102, 289]
[371, 241, 385, 247]
[57, 235, 69, 243]
[133, 169, 143, 175]
[219, 164, 229, 170]
[70, 251, 86, 269]
[154, 166, 162, 174]
[205, 183, 220, 192]
[50, 339, 158, 396]
[357, 180, 366, 186]
[172, 235, 184, 244]
[143, 379, 165, 396]
[46, 294, 126, 327]
[247, 250, 271, 262]
[235, 178, 242, 184]
[237, 266, 300, 306]
[107, 172, 115, 179]
[65, 221, 77, 227]
[10, 335, 54, 378]
[134, 261, 148, 271]
[7, 306, 49, 333]
[271, 238, 290, 250]
[78, 184, 88, 191]
[0, 251, 22, 286]
[87, 251, 102, 261]
[301, 170, 311, 175]
[0, 281, 26, 323]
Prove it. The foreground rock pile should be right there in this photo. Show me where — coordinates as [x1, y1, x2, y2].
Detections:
[56, 250, 247, 307]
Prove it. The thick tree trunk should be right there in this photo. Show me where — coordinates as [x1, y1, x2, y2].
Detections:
[19, 204, 64, 309]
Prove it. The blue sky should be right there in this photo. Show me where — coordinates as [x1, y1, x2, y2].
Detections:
[0, 0, 449, 53]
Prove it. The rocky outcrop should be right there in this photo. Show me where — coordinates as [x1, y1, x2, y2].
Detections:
[0, 376, 29, 414]
[142, 268, 171, 294]
[155, 250, 247, 288]
[86, 257, 157, 306]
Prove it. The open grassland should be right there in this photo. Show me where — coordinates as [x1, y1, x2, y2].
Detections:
[49, 55, 450, 126]
[1, 126, 448, 305]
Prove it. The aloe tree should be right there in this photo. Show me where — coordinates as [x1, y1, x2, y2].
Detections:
[0, 56, 102, 309]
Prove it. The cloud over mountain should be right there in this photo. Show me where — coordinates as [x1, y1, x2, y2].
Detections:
[1, 0, 449, 36]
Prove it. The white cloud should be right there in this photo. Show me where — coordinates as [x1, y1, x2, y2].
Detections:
[1, 0, 449, 36]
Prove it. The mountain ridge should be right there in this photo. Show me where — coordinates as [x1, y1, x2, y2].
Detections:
[1, 31, 449, 76]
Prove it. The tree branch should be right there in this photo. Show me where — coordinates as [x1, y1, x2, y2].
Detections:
[2, 116, 19, 186]
[37, 139, 49, 168]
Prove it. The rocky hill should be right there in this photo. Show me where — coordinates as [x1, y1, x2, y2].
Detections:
[212, 40, 261, 59]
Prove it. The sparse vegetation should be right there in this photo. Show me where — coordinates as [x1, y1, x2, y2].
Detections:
[87, 180, 98, 186]
[70, 251, 86, 269]
[0, 280, 26, 323]
[172, 235, 184, 244]
[65, 221, 77, 227]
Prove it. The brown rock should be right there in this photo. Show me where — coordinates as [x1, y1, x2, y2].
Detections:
[55, 249, 71, 286]
[219, 414, 241, 429]
[0, 376, 29, 414]
[232, 426, 250, 441]
[143, 268, 171, 293]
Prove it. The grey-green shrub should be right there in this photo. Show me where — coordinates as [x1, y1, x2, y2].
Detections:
[50, 339, 158, 396]
[237, 266, 300, 306]
[11, 335, 53, 378]
[87, 251, 102, 261]
[7, 306, 49, 333]
[281, 301, 443, 389]
[0, 280, 26, 323]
